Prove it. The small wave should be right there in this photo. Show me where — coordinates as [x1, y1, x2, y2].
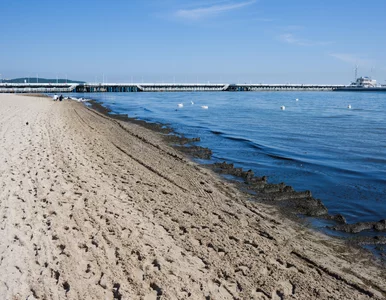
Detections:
[225, 135, 254, 143]
[211, 130, 223, 135]
[266, 153, 297, 162]
[364, 157, 386, 164]
[319, 114, 354, 119]
[372, 127, 386, 131]
[249, 142, 264, 151]
[223, 135, 266, 151]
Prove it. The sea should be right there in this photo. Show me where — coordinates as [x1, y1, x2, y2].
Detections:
[64, 91, 386, 255]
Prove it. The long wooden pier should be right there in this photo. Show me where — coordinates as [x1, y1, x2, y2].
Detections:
[0, 83, 78, 93]
[0, 82, 359, 93]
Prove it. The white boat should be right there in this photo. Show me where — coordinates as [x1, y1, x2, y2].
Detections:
[334, 76, 386, 92]
[348, 76, 377, 88]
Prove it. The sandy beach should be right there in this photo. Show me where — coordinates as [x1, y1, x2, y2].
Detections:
[0, 94, 385, 299]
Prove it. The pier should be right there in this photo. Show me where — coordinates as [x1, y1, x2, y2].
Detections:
[0, 83, 78, 94]
[0, 82, 360, 93]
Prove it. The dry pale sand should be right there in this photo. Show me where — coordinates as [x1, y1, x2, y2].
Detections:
[0, 94, 384, 300]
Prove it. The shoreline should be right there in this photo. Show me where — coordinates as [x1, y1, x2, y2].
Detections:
[87, 98, 386, 254]
[0, 93, 385, 299]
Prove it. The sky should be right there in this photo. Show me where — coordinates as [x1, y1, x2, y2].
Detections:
[0, 0, 385, 84]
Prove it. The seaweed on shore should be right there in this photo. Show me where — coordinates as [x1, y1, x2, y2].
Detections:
[87, 99, 344, 219]
[210, 161, 333, 218]
[88, 100, 173, 134]
[85, 99, 385, 252]
[329, 219, 386, 234]
[88, 100, 212, 159]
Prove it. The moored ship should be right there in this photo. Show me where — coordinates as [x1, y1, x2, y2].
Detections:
[334, 76, 386, 91]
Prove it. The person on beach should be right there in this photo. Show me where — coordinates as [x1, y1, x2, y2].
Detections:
[53, 94, 58, 101]
[59, 95, 63, 101]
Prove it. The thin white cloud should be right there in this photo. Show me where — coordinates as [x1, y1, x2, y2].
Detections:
[279, 33, 298, 44]
[175, 0, 256, 20]
[279, 33, 331, 46]
[329, 53, 374, 66]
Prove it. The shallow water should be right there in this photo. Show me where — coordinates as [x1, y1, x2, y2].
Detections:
[66, 91, 386, 227]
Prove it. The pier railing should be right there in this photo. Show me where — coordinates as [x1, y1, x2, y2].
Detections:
[0, 82, 346, 93]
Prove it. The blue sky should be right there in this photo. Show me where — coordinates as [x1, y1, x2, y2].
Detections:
[1, 0, 385, 84]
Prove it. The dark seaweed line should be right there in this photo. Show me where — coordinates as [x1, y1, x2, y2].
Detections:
[85, 104, 187, 164]
[83, 98, 383, 241]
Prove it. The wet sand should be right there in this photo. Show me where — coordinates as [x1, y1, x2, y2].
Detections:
[0, 94, 385, 299]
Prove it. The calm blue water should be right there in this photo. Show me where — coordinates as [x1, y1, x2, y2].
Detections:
[67, 92, 386, 226]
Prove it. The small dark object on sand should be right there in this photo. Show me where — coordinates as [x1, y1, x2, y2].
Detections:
[26, 122, 29, 125]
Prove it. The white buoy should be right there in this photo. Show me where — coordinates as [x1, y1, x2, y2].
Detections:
[347, 104, 351, 109]
[295, 98, 299, 101]
[201, 105, 209, 109]
[178, 103, 183, 108]
[281, 106, 285, 110]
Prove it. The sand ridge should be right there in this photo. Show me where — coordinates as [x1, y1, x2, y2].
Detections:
[0, 94, 385, 299]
